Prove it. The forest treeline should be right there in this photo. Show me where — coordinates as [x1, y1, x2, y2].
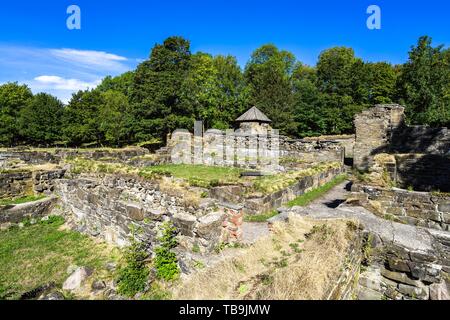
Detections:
[0, 35, 449, 148]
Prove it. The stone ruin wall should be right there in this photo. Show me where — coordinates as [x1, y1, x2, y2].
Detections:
[54, 174, 234, 253]
[0, 169, 66, 200]
[168, 129, 344, 171]
[352, 184, 450, 232]
[0, 147, 149, 167]
[210, 165, 344, 215]
[358, 230, 450, 300]
[354, 104, 450, 192]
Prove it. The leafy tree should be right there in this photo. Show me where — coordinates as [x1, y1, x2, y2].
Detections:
[317, 47, 357, 96]
[213, 55, 249, 128]
[292, 64, 326, 137]
[63, 89, 103, 146]
[18, 93, 64, 146]
[97, 71, 135, 97]
[244, 44, 296, 135]
[131, 36, 192, 142]
[397, 36, 450, 127]
[0, 83, 33, 146]
[98, 90, 133, 147]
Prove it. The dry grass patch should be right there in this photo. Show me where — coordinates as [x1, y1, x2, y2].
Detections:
[173, 216, 358, 300]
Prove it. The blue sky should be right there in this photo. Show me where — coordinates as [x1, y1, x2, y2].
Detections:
[0, 0, 449, 102]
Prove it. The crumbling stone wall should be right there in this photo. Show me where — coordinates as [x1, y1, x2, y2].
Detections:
[353, 104, 450, 191]
[168, 129, 344, 171]
[0, 171, 33, 199]
[395, 154, 450, 192]
[0, 169, 66, 200]
[0, 147, 149, 166]
[55, 174, 226, 251]
[0, 197, 57, 224]
[210, 165, 344, 215]
[352, 184, 450, 232]
[354, 104, 405, 171]
[358, 231, 450, 300]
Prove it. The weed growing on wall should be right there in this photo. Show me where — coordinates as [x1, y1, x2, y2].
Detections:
[155, 222, 180, 281]
[116, 237, 150, 297]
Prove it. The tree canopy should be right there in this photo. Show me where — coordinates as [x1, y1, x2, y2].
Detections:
[0, 35, 448, 147]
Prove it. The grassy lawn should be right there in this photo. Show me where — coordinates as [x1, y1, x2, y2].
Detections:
[140, 164, 245, 188]
[0, 216, 119, 300]
[287, 174, 348, 207]
[0, 195, 47, 206]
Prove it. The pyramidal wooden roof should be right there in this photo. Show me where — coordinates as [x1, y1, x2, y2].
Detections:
[235, 106, 272, 123]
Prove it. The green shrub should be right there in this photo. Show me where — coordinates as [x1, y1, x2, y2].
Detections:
[116, 238, 150, 297]
[154, 222, 179, 281]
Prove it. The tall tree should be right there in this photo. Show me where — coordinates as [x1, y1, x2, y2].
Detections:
[244, 44, 296, 135]
[131, 36, 192, 142]
[18, 93, 64, 146]
[292, 63, 326, 137]
[97, 71, 135, 97]
[0, 83, 33, 146]
[213, 55, 249, 128]
[63, 89, 103, 146]
[397, 36, 450, 127]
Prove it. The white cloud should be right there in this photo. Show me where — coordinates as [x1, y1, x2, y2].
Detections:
[0, 44, 140, 103]
[33, 75, 101, 91]
[50, 48, 129, 72]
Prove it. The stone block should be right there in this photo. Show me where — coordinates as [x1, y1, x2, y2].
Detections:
[196, 212, 225, 240]
[357, 287, 383, 300]
[438, 203, 450, 213]
[125, 203, 145, 221]
[429, 281, 450, 300]
[409, 263, 442, 283]
[388, 257, 411, 273]
[398, 283, 429, 300]
[381, 268, 422, 287]
[173, 212, 197, 237]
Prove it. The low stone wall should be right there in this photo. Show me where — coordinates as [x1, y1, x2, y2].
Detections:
[0, 147, 149, 166]
[0, 171, 33, 199]
[358, 231, 450, 300]
[168, 129, 344, 171]
[33, 169, 66, 195]
[211, 166, 344, 215]
[55, 174, 225, 251]
[0, 197, 57, 224]
[352, 184, 450, 231]
[0, 169, 66, 200]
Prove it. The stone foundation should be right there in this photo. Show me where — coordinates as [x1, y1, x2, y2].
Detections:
[210, 166, 344, 215]
[0, 169, 66, 200]
[358, 230, 450, 300]
[352, 184, 450, 231]
[55, 174, 225, 251]
[0, 197, 57, 224]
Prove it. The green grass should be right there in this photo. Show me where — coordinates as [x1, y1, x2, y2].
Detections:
[0, 195, 47, 206]
[252, 162, 342, 194]
[0, 216, 118, 300]
[140, 164, 245, 188]
[244, 210, 279, 223]
[287, 174, 348, 207]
